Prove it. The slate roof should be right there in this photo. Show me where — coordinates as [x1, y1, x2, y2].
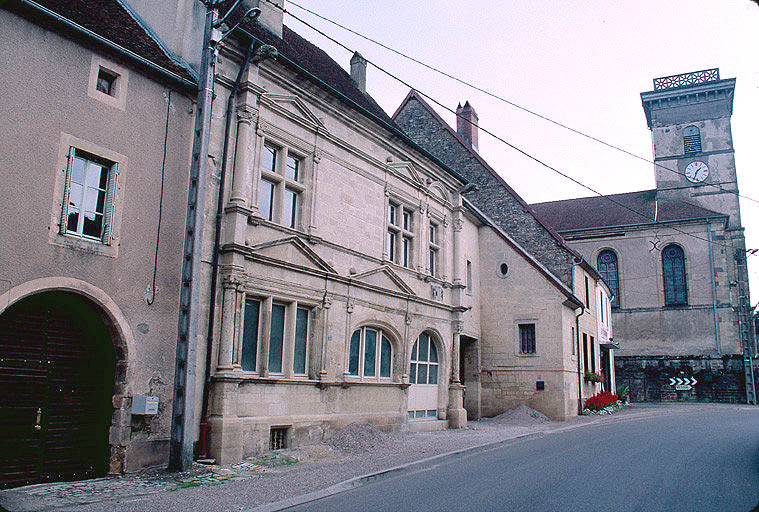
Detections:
[530, 189, 726, 232]
[220, 2, 396, 129]
[8, 0, 197, 84]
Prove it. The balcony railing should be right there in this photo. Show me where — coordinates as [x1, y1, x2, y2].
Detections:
[653, 69, 720, 90]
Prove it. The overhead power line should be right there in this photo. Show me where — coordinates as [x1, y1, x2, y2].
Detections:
[285, 0, 759, 206]
[256, 0, 751, 253]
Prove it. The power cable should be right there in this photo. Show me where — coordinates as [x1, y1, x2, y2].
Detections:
[284, 0, 759, 206]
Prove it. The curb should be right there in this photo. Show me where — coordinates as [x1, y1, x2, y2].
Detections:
[244, 431, 544, 512]
[245, 406, 684, 512]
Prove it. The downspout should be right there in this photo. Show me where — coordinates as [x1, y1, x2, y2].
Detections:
[198, 41, 259, 460]
[707, 219, 720, 353]
[573, 257, 585, 415]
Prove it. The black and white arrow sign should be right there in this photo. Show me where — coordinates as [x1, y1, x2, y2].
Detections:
[669, 377, 697, 389]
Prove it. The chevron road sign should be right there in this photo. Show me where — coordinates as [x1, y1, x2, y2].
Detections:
[669, 377, 697, 390]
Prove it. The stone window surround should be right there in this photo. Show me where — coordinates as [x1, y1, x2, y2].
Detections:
[87, 54, 129, 111]
[345, 325, 394, 381]
[256, 140, 306, 229]
[514, 319, 539, 357]
[48, 133, 126, 258]
[386, 199, 416, 268]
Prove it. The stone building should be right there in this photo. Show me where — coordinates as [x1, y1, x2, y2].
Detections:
[531, 69, 753, 403]
[0, 0, 197, 487]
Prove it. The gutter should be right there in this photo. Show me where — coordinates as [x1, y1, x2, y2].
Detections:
[15, 0, 197, 91]
[575, 302, 585, 415]
[707, 219, 721, 353]
[558, 213, 730, 235]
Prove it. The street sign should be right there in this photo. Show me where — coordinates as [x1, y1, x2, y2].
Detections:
[669, 377, 697, 390]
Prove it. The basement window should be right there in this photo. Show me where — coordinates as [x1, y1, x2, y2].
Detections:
[269, 426, 289, 450]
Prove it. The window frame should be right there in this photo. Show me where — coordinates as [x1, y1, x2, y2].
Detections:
[662, 244, 688, 307]
[347, 326, 394, 381]
[240, 295, 312, 378]
[386, 199, 416, 268]
[428, 221, 440, 277]
[257, 140, 306, 229]
[409, 331, 439, 385]
[518, 323, 536, 355]
[49, 134, 126, 258]
[597, 249, 620, 309]
[87, 55, 128, 110]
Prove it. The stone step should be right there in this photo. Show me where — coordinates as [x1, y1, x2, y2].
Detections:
[408, 419, 448, 432]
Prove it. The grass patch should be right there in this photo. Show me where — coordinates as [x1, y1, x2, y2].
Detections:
[249, 454, 299, 467]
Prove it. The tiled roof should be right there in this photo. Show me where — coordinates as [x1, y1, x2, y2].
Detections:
[221, 3, 397, 130]
[530, 190, 726, 232]
[10, 0, 196, 84]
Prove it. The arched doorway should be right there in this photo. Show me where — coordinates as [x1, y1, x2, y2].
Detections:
[0, 292, 116, 488]
[408, 331, 440, 420]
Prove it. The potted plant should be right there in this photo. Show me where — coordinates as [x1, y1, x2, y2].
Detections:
[584, 370, 602, 383]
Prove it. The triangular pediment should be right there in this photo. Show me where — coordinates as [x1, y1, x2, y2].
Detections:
[249, 236, 336, 273]
[388, 161, 424, 186]
[352, 265, 416, 295]
[260, 93, 327, 131]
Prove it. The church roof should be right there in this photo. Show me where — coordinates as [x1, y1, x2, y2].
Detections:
[530, 189, 726, 232]
[10, 0, 197, 86]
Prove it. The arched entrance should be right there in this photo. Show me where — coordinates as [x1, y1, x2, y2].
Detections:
[408, 331, 440, 420]
[0, 292, 116, 488]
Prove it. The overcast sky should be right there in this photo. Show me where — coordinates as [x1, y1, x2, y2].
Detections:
[283, 0, 759, 298]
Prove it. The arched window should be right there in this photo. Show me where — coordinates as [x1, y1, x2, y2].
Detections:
[348, 327, 392, 378]
[597, 250, 620, 308]
[683, 125, 701, 154]
[410, 332, 439, 385]
[662, 245, 687, 306]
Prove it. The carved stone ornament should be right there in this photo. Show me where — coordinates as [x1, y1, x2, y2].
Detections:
[443, 215, 450, 228]
[405, 312, 413, 325]
[256, 119, 267, 137]
[323, 294, 333, 309]
[453, 219, 464, 232]
[313, 151, 322, 164]
[221, 274, 244, 289]
[452, 321, 464, 334]
[236, 107, 255, 124]
[346, 299, 354, 313]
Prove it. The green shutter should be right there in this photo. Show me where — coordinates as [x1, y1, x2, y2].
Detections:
[59, 147, 75, 234]
[101, 163, 118, 244]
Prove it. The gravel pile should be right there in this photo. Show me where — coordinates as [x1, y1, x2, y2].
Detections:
[484, 404, 551, 425]
[325, 423, 390, 454]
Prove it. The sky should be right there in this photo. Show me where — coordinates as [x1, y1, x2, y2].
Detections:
[281, 0, 759, 300]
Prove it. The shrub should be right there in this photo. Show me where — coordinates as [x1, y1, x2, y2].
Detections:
[616, 385, 629, 398]
[584, 390, 618, 411]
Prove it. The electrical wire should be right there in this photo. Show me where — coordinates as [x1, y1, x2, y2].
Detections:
[284, 0, 759, 206]
[260, 3, 745, 253]
[146, 89, 171, 305]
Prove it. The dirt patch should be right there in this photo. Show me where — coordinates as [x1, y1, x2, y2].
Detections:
[325, 423, 390, 454]
[483, 404, 551, 426]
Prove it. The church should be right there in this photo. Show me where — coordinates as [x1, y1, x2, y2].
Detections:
[531, 69, 755, 403]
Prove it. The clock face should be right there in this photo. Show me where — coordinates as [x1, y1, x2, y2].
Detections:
[685, 161, 709, 183]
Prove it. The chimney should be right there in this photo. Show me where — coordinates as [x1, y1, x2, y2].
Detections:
[350, 52, 367, 93]
[247, 0, 283, 38]
[456, 101, 478, 151]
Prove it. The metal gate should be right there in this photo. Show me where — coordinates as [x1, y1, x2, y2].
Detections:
[0, 294, 113, 488]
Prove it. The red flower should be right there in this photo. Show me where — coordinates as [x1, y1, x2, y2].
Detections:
[583, 391, 618, 411]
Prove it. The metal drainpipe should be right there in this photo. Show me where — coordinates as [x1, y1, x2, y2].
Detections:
[575, 304, 585, 415]
[198, 41, 258, 460]
[707, 218, 721, 353]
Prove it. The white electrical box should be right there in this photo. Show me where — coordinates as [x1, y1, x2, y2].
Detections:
[132, 395, 159, 415]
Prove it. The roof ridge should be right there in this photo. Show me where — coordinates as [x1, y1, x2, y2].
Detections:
[116, 0, 198, 81]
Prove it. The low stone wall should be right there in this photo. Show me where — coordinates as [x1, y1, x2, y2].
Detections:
[614, 355, 753, 403]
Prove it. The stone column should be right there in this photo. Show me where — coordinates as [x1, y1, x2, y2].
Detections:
[229, 107, 256, 206]
[452, 210, 464, 287]
[216, 275, 241, 372]
[318, 294, 332, 378]
[447, 321, 467, 428]
[308, 152, 321, 238]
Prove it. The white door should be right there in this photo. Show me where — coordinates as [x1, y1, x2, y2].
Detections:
[408, 332, 439, 419]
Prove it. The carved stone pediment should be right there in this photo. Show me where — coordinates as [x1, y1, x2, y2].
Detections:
[351, 265, 416, 296]
[387, 161, 424, 187]
[247, 236, 337, 273]
[260, 93, 327, 132]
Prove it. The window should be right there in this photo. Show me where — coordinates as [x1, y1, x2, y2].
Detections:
[466, 260, 473, 295]
[571, 327, 576, 356]
[269, 427, 288, 450]
[590, 336, 596, 373]
[60, 148, 117, 243]
[597, 250, 620, 308]
[584, 275, 590, 309]
[409, 332, 439, 385]
[257, 142, 304, 229]
[87, 56, 128, 110]
[583, 333, 589, 371]
[348, 327, 392, 379]
[518, 324, 536, 354]
[662, 244, 687, 306]
[240, 297, 310, 376]
[387, 202, 414, 267]
[683, 125, 701, 154]
[429, 223, 439, 276]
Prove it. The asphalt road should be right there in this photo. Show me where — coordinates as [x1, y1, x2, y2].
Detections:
[287, 406, 759, 512]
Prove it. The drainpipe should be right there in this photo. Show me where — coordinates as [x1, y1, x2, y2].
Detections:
[198, 40, 277, 460]
[573, 257, 585, 415]
[707, 219, 720, 353]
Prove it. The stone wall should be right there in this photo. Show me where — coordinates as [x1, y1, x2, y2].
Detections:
[615, 355, 750, 403]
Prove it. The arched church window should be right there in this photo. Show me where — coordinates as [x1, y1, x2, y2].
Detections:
[597, 250, 620, 308]
[410, 332, 439, 385]
[683, 125, 701, 154]
[662, 244, 687, 306]
[348, 327, 393, 379]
